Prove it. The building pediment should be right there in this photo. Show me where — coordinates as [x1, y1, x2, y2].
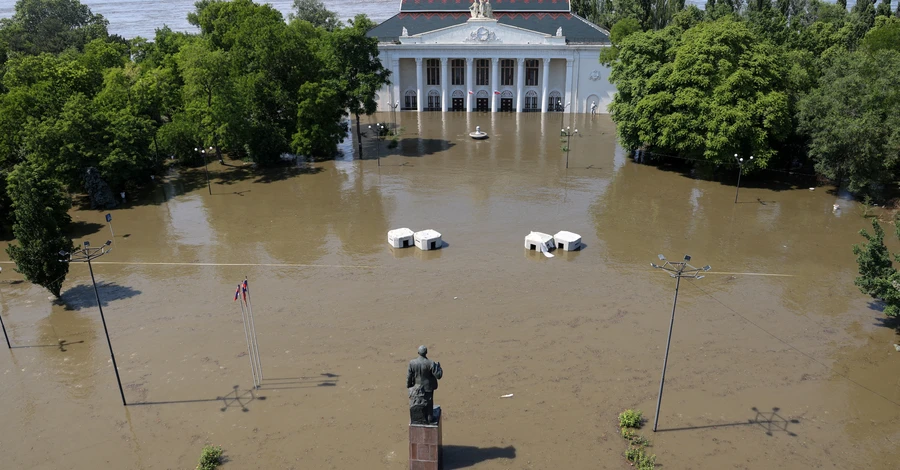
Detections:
[399, 19, 566, 46]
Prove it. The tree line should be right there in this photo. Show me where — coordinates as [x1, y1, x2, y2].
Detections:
[575, 0, 900, 199]
[0, 0, 388, 297]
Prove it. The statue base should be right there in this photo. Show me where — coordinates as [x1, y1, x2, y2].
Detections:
[409, 406, 442, 470]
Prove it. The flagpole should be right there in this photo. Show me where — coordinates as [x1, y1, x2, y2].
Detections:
[244, 277, 263, 381]
[237, 285, 259, 389]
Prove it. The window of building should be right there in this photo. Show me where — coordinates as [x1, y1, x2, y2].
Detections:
[500, 59, 514, 86]
[427, 90, 441, 110]
[404, 90, 417, 110]
[426, 59, 440, 86]
[525, 59, 539, 86]
[451, 59, 465, 85]
[525, 90, 538, 111]
[476, 59, 490, 86]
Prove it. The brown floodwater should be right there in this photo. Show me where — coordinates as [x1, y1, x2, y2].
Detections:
[1, 112, 899, 469]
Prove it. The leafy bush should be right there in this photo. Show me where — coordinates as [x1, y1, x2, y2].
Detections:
[625, 446, 644, 462]
[619, 409, 643, 429]
[621, 428, 635, 440]
[638, 452, 657, 470]
[197, 445, 223, 470]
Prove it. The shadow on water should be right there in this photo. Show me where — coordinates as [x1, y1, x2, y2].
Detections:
[60, 282, 142, 310]
[362, 138, 455, 160]
[656, 407, 800, 436]
[11, 339, 85, 351]
[130, 385, 265, 412]
[66, 221, 105, 239]
[443, 445, 516, 469]
[634, 155, 816, 192]
[258, 373, 340, 389]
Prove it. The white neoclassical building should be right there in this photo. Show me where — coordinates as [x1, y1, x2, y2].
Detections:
[367, 0, 616, 115]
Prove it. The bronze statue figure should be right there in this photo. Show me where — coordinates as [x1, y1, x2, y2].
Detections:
[407, 345, 443, 424]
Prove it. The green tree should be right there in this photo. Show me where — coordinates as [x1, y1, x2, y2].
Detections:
[5, 160, 73, 298]
[290, 0, 342, 31]
[609, 18, 791, 166]
[292, 81, 348, 158]
[875, 0, 892, 18]
[599, 18, 642, 64]
[0, 0, 109, 55]
[852, 219, 900, 317]
[797, 49, 900, 196]
[319, 15, 390, 160]
[861, 16, 900, 52]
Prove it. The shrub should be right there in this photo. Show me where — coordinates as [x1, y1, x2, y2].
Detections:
[621, 428, 635, 440]
[625, 446, 644, 463]
[197, 445, 223, 470]
[619, 409, 643, 429]
[637, 452, 657, 470]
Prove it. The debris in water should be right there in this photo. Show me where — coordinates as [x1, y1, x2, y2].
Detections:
[500, 394, 514, 398]
[893, 344, 900, 352]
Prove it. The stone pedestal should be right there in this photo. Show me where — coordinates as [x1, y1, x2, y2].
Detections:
[409, 406, 442, 470]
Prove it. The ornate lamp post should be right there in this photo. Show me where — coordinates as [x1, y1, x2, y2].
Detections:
[559, 100, 571, 128]
[649, 254, 710, 431]
[195, 146, 213, 195]
[60, 240, 126, 406]
[561, 126, 578, 169]
[368, 124, 384, 167]
[734, 154, 754, 204]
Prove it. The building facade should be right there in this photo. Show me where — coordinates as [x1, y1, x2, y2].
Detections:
[367, 0, 615, 115]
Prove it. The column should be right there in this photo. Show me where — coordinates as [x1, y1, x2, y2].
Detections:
[441, 57, 449, 112]
[541, 57, 550, 114]
[515, 58, 525, 113]
[466, 58, 474, 112]
[415, 57, 423, 113]
[564, 57, 574, 115]
[491, 58, 499, 112]
[392, 58, 400, 110]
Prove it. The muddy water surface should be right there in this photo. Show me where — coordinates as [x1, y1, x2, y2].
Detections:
[1, 112, 899, 469]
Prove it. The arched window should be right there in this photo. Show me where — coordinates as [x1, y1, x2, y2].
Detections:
[404, 90, 417, 110]
[548, 91, 562, 112]
[500, 90, 514, 98]
[476, 90, 489, 98]
[451, 90, 464, 98]
[427, 89, 441, 111]
[525, 90, 539, 111]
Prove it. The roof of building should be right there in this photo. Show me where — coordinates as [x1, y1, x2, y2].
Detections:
[399, 0, 570, 12]
[367, 12, 610, 44]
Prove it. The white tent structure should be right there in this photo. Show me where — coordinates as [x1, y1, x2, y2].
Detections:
[388, 228, 415, 248]
[414, 229, 443, 250]
[554, 231, 582, 251]
[525, 231, 555, 257]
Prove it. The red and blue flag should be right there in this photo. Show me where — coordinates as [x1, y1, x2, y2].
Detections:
[242, 280, 249, 301]
[233, 285, 240, 301]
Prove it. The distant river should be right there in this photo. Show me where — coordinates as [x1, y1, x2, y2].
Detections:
[0, 0, 398, 39]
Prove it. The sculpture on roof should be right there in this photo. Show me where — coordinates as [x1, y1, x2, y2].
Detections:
[556, 27, 563, 37]
[402, 26, 409, 37]
[470, 0, 493, 19]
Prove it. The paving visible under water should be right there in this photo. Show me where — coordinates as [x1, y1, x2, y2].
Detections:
[1, 112, 898, 469]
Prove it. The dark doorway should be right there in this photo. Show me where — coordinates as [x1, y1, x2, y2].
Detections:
[558, 242, 564, 249]
[452, 98, 464, 111]
[500, 98, 513, 112]
[403, 240, 409, 248]
[430, 241, 437, 250]
[530, 244, 536, 250]
[476, 98, 489, 111]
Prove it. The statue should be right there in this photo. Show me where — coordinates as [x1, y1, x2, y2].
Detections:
[401, 26, 409, 37]
[482, 0, 493, 18]
[83, 167, 117, 210]
[407, 345, 443, 425]
[556, 27, 563, 37]
[469, 0, 480, 18]
[590, 101, 597, 115]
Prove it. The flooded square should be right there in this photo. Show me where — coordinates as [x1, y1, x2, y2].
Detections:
[1, 112, 899, 469]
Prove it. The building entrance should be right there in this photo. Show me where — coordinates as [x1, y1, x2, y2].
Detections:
[451, 98, 465, 111]
[500, 98, 513, 112]
[476, 98, 489, 111]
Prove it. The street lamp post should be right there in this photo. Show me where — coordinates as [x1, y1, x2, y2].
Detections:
[195, 147, 213, 195]
[561, 127, 578, 169]
[389, 101, 399, 136]
[734, 153, 753, 204]
[559, 100, 571, 128]
[0, 266, 10, 348]
[368, 124, 383, 167]
[649, 254, 710, 432]
[60, 240, 126, 406]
